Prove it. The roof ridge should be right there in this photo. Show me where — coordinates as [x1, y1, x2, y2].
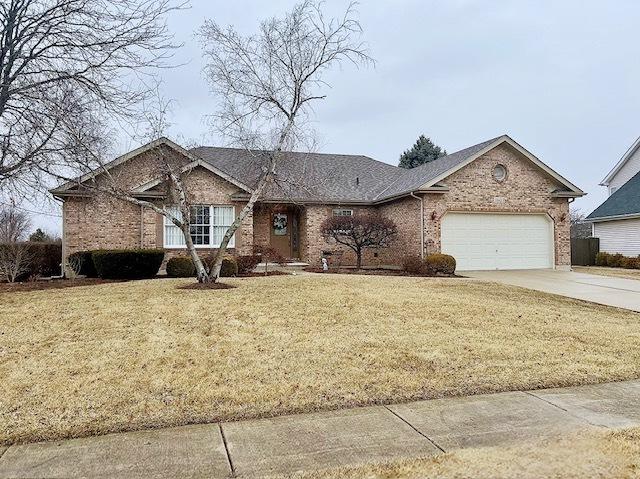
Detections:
[191, 145, 398, 165]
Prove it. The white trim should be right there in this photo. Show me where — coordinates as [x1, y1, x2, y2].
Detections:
[600, 135, 640, 186]
[589, 212, 640, 223]
[420, 135, 584, 196]
[162, 205, 236, 249]
[332, 208, 353, 216]
[133, 159, 252, 193]
[50, 137, 252, 195]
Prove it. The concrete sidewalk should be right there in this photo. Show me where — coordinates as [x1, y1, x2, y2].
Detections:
[1, 380, 639, 478]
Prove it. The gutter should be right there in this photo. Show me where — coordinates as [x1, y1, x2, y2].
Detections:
[410, 192, 425, 259]
[587, 212, 640, 222]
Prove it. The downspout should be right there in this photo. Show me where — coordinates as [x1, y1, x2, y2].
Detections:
[140, 205, 144, 248]
[53, 196, 66, 277]
[410, 192, 425, 259]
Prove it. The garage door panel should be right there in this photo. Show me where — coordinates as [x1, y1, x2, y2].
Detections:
[441, 213, 553, 271]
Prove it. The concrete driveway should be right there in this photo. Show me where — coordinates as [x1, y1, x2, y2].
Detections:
[465, 269, 640, 312]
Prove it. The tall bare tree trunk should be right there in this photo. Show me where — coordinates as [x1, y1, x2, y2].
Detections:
[208, 123, 293, 282]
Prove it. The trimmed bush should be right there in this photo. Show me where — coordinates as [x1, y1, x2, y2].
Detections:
[608, 253, 624, 268]
[236, 254, 260, 275]
[254, 246, 286, 265]
[402, 255, 425, 275]
[26, 242, 62, 278]
[424, 253, 456, 275]
[220, 257, 238, 277]
[620, 257, 640, 270]
[92, 249, 164, 279]
[203, 255, 238, 277]
[166, 257, 196, 277]
[595, 252, 609, 267]
[67, 250, 98, 277]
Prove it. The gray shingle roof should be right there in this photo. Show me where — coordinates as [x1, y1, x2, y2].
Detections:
[190, 147, 402, 202]
[373, 136, 502, 200]
[190, 136, 503, 203]
[587, 170, 640, 220]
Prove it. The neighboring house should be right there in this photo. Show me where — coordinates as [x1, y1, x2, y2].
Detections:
[50, 134, 584, 271]
[587, 136, 640, 256]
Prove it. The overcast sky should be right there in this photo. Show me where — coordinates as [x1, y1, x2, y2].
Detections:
[32, 0, 640, 234]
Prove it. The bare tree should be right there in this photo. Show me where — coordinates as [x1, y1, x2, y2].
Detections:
[570, 207, 585, 227]
[198, 0, 372, 281]
[0, 204, 33, 282]
[320, 214, 397, 270]
[0, 203, 30, 242]
[0, 0, 184, 194]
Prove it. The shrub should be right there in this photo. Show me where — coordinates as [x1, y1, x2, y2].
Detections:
[609, 253, 625, 268]
[67, 250, 98, 277]
[0, 243, 34, 282]
[402, 255, 425, 275]
[424, 253, 456, 275]
[220, 257, 238, 277]
[595, 252, 610, 267]
[166, 257, 196, 277]
[92, 249, 164, 279]
[621, 257, 640, 270]
[0, 242, 62, 282]
[26, 242, 62, 278]
[254, 246, 286, 265]
[203, 255, 238, 277]
[236, 254, 260, 275]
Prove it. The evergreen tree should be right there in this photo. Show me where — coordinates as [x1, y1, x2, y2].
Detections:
[398, 135, 446, 168]
[29, 228, 51, 242]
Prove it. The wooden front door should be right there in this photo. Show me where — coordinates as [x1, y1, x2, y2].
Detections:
[270, 211, 291, 258]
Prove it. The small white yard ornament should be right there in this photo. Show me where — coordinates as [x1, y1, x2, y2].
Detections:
[321, 257, 329, 272]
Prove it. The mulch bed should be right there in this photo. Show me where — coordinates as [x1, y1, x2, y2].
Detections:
[237, 271, 290, 277]
[0, 278, 123, 293]
[178, 282, 236, 290]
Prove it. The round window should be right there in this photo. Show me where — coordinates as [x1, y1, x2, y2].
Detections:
[493, 164, 507, 182]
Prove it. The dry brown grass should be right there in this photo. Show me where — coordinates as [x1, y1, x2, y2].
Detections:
[1, 275, 640, 445]
[574, 266, 640, 280]
[287, 427, 640, 479]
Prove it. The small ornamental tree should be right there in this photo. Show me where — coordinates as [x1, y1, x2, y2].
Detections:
[320, 214, 398, 269]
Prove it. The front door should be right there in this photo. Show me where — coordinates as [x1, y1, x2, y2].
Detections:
[270, 211, 291, 258]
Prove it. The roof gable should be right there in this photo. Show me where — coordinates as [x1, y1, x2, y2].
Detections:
[51, 137, 203, 195]
[132, 158, 252, 194]
[375, 135, 584, 201]
[588, 170, 640, 221]
[601, 135, 640, 186]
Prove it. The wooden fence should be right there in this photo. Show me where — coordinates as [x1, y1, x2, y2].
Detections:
[571, 237, 599, 266]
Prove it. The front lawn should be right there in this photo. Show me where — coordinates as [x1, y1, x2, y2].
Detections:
[1, 275, 639, 445]
[574, 266, 640, 280]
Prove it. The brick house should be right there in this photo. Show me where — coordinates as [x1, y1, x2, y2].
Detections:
[51, 135, 584, 271]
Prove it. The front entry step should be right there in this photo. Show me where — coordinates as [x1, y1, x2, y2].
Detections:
[255, 262, 309, 273]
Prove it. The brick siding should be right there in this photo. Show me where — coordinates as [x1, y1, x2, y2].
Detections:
[62, 142, 571, 270]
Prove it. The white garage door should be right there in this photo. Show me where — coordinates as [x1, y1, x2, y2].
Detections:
[441, 213, 554, 271]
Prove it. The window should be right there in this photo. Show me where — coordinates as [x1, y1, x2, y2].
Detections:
[164, 205, 235, 248]
[492, 164, 507, 182]
[333, 208, 353, 217]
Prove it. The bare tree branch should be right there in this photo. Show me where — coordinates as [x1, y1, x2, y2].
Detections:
[0, 0, 186, 194]
[198, 0, 372, 281]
